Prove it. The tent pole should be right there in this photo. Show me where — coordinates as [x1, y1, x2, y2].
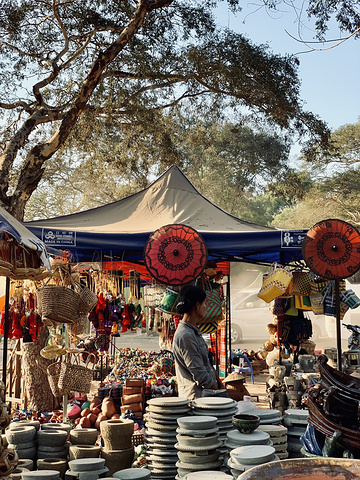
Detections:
[62, 325, 69, 422]
[335, 279, 342, 371]
[226, 272, 231, 376]
[2, 276, 10, 385]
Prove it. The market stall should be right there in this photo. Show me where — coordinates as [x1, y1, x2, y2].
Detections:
[3, 168, 360, 476]
[24, 164, 307, 381]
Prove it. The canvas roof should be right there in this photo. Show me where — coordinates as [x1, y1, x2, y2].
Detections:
[26, 165, 306, 264]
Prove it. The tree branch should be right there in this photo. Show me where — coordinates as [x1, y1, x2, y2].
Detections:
[10, 0, 175, 217]
[0, 101, 33, 114]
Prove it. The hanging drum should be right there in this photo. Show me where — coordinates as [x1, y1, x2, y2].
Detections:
[156, 288, 180, 314]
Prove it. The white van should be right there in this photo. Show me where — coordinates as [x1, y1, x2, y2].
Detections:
[229, 264, 360, 345]
[230, 290, 329, 344]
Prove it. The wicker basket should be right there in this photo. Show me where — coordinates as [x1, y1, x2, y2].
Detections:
[0, 448, 18, 476]
[47, 361, 70, 397]
[36, 289, 43, 315]
[58, 354, 95, 394]
[70, 314, 89, 336]
[40, 284, 80, 324]
[78, 286, 98, 314]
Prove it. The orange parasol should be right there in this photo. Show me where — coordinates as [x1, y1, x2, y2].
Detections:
[302, 219, 360, 280]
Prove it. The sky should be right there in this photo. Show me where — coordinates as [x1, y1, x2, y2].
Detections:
[215, 3, 360, 138]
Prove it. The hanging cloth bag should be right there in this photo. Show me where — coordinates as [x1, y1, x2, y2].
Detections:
[310, 293, 324, 315]
[322, 280, 347, 317]
[257, 264, 293, 303]
[197, 280, 223, 334]
[270, 297, 287, 317]
[294, 295, 312, 311]
[341, 289, 360, 309]
[292, 271, 311, 296]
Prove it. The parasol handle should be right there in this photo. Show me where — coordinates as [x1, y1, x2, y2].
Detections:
[335, 279, 342, 372]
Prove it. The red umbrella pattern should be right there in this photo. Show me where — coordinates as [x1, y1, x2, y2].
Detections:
[144, 224, 208, 286]
[302, 219, 360, 280]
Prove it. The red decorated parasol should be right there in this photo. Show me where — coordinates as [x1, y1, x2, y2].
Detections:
[302, 219, 360, 371]
[302, 219, 360, 280]
[144, 224, 208, 286]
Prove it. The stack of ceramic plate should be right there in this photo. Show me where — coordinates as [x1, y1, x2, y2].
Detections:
[223, 428, 271, 469]
[225, 429, 271, 450]
[175, 416, 223, 478]
[191, 397, 238, 444]
[182, 472, 233, 480]
[283, 409, 309, 457]
[227, 445, 278, 477]
[145, 397, 191, 480]
[242, 408, 283, 425]
[257, 424, 288, 459]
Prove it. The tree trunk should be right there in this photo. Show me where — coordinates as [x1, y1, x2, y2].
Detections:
[21, 326, 54, 411]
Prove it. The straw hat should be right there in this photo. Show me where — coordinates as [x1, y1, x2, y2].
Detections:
[222, 372, 246, 383]
[40, 344, 67, 359]
[66, 348, 85, 354]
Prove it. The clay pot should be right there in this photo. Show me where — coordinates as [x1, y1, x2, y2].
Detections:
[8, 467, 30, 480]
[37, 459, 68, 479]
[124, 378, 144, 388]
[113, 468, 151, 479]
[6, 426, 36, 444]
[68, 458, 106, 472]
[69, 445, 101, 460]
[237, 458, 360, 480]
[8, 441, 35, 450]
[9, 420, 40, 431]
[17, 459, 34, 471]
[37, 448, 68, 460]
[22, 470, 61, 480]
[41, 423, 71, 435]
[15, 446, 37, 459]
[37, 430, 67, 447]
[100, 419, 134, 450]
[69, 428, 98, 445]
[101, 447, 134, 476]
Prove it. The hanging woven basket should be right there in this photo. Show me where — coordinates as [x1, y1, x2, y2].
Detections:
[77, 286, 98, 314]
[47, 361, 70, 398]
[39, 285, 80, 324]
[58, 353, 96, 394]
